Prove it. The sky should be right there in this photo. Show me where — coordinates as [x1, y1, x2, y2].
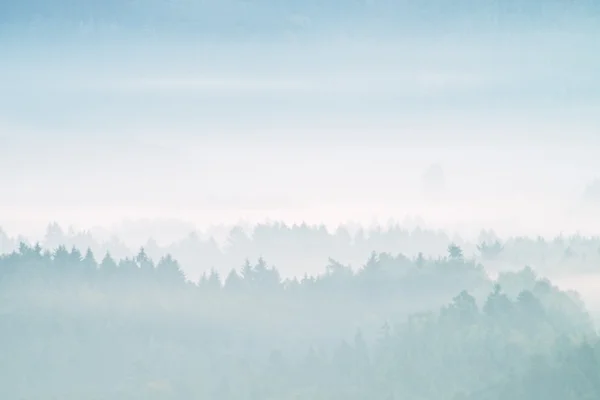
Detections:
[1, 1, 600, 239]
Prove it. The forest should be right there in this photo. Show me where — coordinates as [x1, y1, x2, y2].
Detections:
[4, 0, 599, 397]
[3, 222, 600, 280]
[1, 228, 600, 399]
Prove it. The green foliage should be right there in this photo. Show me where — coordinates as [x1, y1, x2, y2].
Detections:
[0, 243, 597, 399]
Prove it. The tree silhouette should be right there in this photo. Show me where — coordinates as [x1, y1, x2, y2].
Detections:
[448, 243, 464, 260]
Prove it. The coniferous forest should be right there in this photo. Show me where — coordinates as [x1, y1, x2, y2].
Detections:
[3, 1, 600, 398]
[1, 236, 600, 399]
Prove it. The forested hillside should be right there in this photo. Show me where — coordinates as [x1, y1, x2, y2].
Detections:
[4, 0, 600, 397]
[0, 242, 598, 399]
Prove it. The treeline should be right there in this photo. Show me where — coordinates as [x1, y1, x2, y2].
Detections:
[2, 222, 600, 279]
[0, 242, 598, 399]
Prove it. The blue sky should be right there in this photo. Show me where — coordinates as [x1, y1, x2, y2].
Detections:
[3, 32, 599, 141]
[1, 2, 600, 235]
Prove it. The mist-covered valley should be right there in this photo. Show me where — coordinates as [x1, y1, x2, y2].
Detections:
[3, 1, 600, 398]
[3, 220, 600, 399]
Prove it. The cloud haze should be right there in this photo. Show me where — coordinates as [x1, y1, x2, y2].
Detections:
[1, 1, 600, 238]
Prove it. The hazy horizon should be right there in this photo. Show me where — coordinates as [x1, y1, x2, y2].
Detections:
[3, 8, 600, 236]
[4, 3, 600, 398]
